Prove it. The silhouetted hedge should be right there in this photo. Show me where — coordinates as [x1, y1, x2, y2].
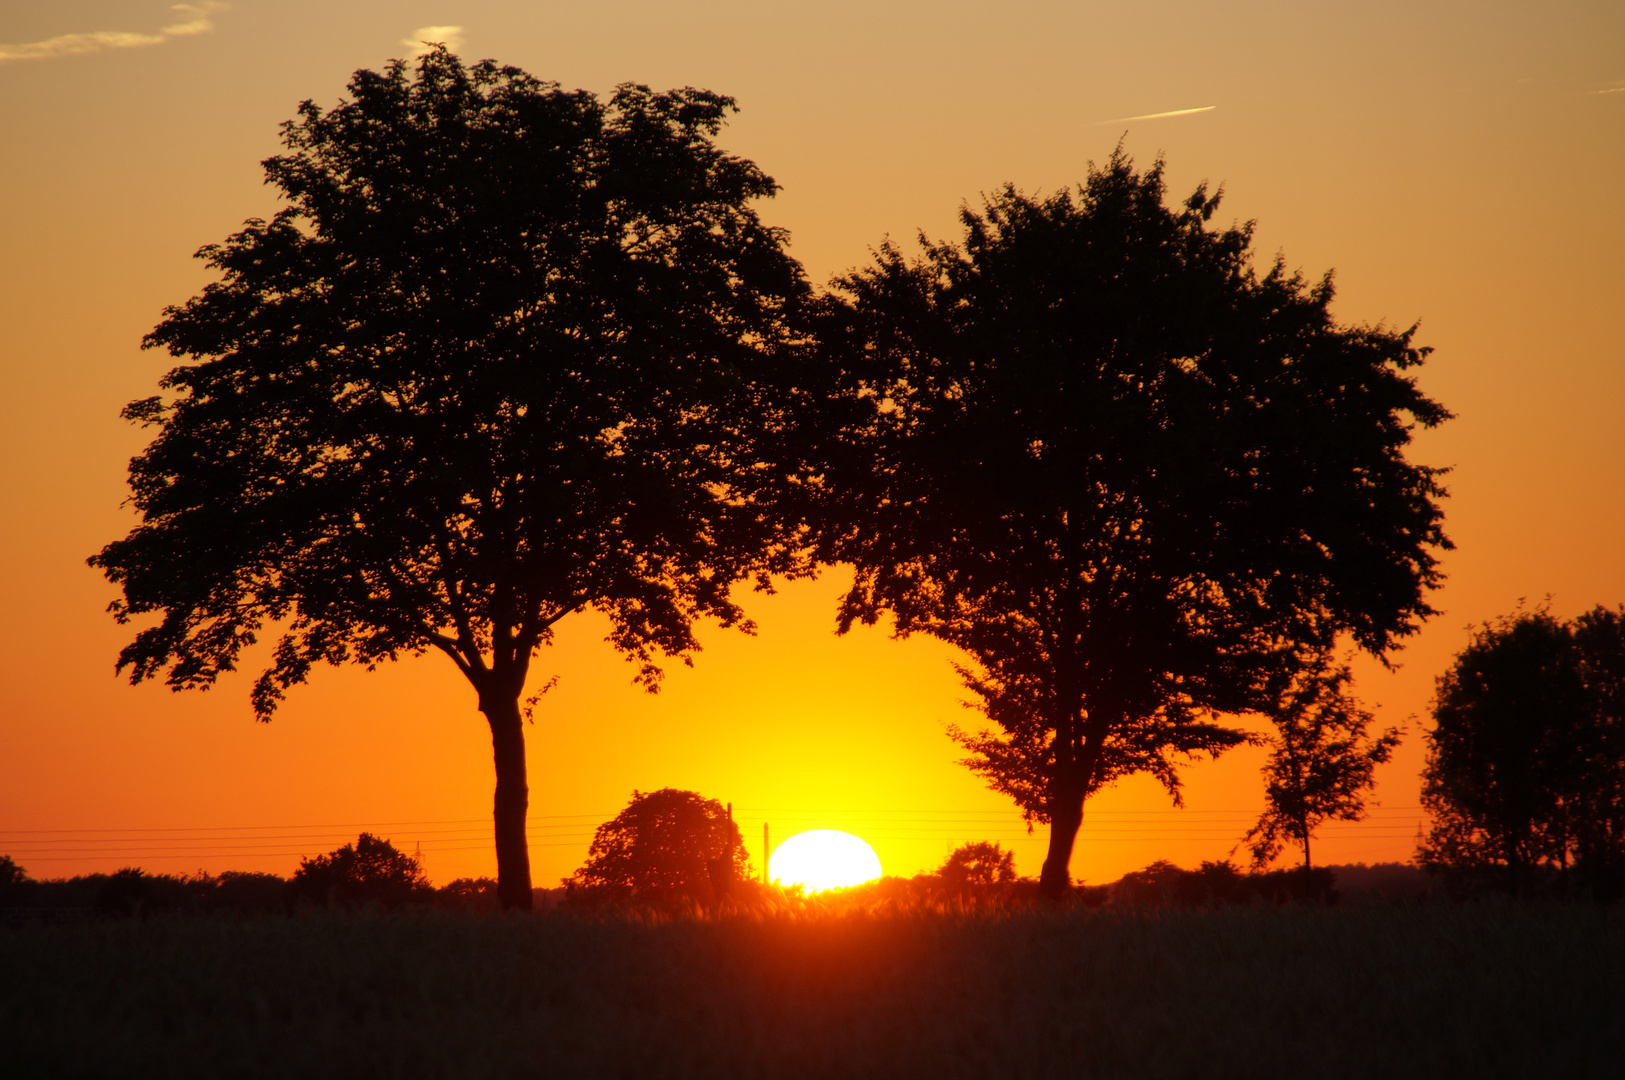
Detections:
[0, 853, 1437, 920]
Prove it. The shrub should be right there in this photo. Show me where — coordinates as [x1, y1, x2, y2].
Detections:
[291, 833, 433, 910]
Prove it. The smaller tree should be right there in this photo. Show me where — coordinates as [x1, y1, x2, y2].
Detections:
[291, 832, 433, 908]
[1244, 653, 1400, 870]
[569, 789, 749, 909]
[939, 841, 1017, 888]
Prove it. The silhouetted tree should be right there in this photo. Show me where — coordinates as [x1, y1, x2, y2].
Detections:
[291, 832, 433, 908]
[1420, 609, 1583, 894]
[89, 49, 812, 909]
[1243, 653, 1400, 870]
[569, 788, 749, 908]
[1422, 604, 1625, 896]
[817, 149, 1450, 899]
[939, 841, 1016, 887]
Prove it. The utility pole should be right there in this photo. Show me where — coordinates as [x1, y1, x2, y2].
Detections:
[763, 821, 770, 885]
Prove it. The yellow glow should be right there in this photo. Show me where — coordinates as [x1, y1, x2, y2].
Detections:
[769, 830, 883, 892]
[4, 2, 1620, 891]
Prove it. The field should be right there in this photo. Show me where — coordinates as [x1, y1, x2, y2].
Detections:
[4, 902, 1622, 1079]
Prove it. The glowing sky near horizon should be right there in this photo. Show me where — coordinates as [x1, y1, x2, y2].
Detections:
[0, 0, 1621, 887]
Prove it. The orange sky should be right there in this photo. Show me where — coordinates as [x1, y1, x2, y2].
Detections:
[2, 0, 1622, 887]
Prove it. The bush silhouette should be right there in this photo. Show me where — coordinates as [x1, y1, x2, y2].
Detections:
[291, 833, 432, 909]
[939, 842, 1017, 888]
[438, 877, 501, 915]
[569, 789, 749, 910]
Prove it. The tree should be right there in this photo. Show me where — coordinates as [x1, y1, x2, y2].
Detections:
[1242, 652, 1400, 870]
[817, 149, 1450, 899]
[568, 788, 750, 908]
[291, 832, 433, 908]
[938, 841, 1016, 888]
[1420, 604, 1625, 896]
[89, 50, 811, 908]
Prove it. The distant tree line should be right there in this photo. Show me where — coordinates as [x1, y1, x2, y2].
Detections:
[1, 844, 1439, 918]
[0, 838, 557, 917]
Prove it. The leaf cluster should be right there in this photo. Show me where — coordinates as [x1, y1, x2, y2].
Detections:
[948, 657, 1250, 826]
[90, 48, 814, 717]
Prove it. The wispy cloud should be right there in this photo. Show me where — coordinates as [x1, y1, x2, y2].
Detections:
[1594, 87, 1625, 96]
[1098, 105, 1217, 125]
[0, 3, 225, 65]
[401, 25, 464, 58]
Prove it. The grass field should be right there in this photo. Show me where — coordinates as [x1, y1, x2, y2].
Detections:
[4, 901, 1622, 1079]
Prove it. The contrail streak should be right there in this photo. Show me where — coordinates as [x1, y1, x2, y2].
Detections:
[1099, 105, 1217, 124]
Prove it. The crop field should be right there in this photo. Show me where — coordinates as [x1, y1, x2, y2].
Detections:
[4, 901, 1622, 1079]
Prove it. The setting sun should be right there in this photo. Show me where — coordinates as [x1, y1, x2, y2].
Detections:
[769, 830, 883, 892]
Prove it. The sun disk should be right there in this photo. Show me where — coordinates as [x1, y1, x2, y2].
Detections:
[769, 829, 883, 892]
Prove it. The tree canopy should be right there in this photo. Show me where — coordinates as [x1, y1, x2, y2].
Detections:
[90, 49, 811, 908]
[816, 149, 1451, 897]
[1421, 604, 1625, 897]
[569, 788, 749, 908]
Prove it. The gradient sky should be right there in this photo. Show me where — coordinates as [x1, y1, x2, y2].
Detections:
[2, 0, 1621, 887]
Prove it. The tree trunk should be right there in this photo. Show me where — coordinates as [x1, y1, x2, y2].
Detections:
[1039, 782, 1085, 900]
[482, 693, 534, 910]
[1038, 705, 1115, 902]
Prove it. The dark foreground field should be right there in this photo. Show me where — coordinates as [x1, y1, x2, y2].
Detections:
[4, 903, 1622, 1079]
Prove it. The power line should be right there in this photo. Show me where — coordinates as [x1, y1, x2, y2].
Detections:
[0, 807, 1425, 836]
[1, 806, 1430, 867]
[0, 814, 613, 835]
